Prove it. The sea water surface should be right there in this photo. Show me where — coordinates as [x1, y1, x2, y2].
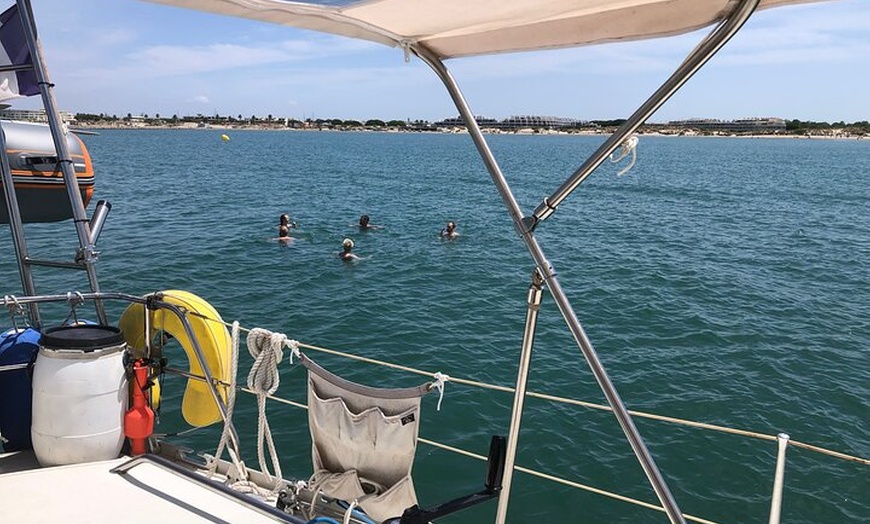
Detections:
[3, 130, 867, 523]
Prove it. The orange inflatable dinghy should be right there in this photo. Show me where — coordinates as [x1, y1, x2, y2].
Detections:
[0, 119, 94, 223]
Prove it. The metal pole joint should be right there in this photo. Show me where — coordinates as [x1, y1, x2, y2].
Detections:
[532, 198, 558, 224]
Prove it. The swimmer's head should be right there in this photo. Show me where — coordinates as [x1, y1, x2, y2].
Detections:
[342, 238, 354, 249]
[359, 214, 370, 226]
[280, 213, 290, 225]
[446, 221, 456, 231]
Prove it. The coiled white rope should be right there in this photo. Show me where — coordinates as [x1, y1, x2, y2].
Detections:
[609, 135, 639, 176]
[246, 327, 299, 489]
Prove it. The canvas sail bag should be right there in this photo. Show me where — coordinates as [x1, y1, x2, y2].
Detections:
[301, 354, 430, 522]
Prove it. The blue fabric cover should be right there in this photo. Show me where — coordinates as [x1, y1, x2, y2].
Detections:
[0, 327, 40, 451]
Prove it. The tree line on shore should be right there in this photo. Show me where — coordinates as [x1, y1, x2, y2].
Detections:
[74, 112, 410, 129]
[73, 112, 869, 135]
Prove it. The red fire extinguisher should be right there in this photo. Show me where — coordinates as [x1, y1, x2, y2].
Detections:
[124, 359, 155, 455]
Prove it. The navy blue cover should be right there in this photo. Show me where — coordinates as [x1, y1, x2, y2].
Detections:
[0, 327, 40, 451]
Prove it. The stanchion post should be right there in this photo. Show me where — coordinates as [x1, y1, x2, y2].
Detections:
[769, 432, 791, 524]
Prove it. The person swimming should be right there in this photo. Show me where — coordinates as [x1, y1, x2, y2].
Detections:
[358, 214, 382, 230]
[339, 238, 360, 261]
[274, 224, 294, 244]
[440, 221, 458, 239]
[279, 213, 298, 229]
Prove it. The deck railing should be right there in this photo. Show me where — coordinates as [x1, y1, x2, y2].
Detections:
[174, 310, 868, 524]
[4, 292, 867, 524]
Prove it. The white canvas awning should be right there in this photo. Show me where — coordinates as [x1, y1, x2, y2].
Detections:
[143, 0, 828, 59]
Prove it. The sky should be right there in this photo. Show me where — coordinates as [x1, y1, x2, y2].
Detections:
[14, 0, 870, 123]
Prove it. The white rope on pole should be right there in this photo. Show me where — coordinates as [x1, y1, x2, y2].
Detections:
[609, 135, 639, 176]
[431, 371, 450, 411]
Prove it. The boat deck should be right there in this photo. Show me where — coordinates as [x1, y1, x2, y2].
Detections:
[0, 451, 291, 523]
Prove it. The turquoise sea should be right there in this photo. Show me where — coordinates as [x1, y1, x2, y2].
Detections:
[2, 130, 868, 523]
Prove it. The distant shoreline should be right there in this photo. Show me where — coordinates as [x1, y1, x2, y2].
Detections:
[71, 122, 866, 140]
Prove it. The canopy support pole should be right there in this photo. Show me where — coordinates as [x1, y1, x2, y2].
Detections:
[495, 269, 544, 523]
[414, 46, 687, 524]
[527, 0, 760, 231]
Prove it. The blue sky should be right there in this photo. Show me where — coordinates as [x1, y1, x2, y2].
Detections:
[16, 0, 870, 123]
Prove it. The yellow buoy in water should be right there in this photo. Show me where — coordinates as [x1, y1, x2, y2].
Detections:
[220, 134, 230, 142]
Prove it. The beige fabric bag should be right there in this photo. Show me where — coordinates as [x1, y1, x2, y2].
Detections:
[302, 355, 430, 522]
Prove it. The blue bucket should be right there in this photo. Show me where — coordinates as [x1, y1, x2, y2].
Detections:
[0, 327, 40, 451]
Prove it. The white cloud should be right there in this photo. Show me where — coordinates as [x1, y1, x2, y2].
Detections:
[95, 34, 377, 79]
[130, 44, 290, 76]
[701, 3, 870, 67]
[193, 95, 210, 104]
[92, 29, 137, 48]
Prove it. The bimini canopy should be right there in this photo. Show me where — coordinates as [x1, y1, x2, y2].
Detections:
[144, 0, 826, 59]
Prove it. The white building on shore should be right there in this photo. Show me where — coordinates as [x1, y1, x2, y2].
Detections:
[0, 107, 76, 124]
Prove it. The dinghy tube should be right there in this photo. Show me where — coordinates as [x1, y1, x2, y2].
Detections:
[0, 120, 95, 223]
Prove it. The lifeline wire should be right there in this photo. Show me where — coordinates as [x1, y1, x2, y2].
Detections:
[191, 311, 870, 465]
[185, 310, 870, 468]
[158, 312, 869, 523]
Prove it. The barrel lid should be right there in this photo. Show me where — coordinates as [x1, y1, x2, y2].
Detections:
[40, 325, 125, 351]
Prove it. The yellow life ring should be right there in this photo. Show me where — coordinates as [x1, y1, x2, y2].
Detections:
[118, 290, 232, 427]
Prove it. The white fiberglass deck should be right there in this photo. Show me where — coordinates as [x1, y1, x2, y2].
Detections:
[0, 451, 280, 524]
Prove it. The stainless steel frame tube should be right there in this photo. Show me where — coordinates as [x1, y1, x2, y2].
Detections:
[413, 46, 687, 524]
[530, 0, 761, 228]
[495, 270, 544, 523]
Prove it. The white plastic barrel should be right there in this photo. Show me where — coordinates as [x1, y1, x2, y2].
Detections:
[31, 325, 128, 466]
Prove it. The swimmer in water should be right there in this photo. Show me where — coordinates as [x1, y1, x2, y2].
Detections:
[339, 238, 360, 261]
[440, 221, 458, 239]
[279, 213, 298, 230]
[274, 224, 294, 244]
[358, 214, 382, 231]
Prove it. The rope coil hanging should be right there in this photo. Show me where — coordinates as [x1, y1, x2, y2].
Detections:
[431, 371, 450, 411]
[609, 135, 639, 176]
[246, 327, 299, 489]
